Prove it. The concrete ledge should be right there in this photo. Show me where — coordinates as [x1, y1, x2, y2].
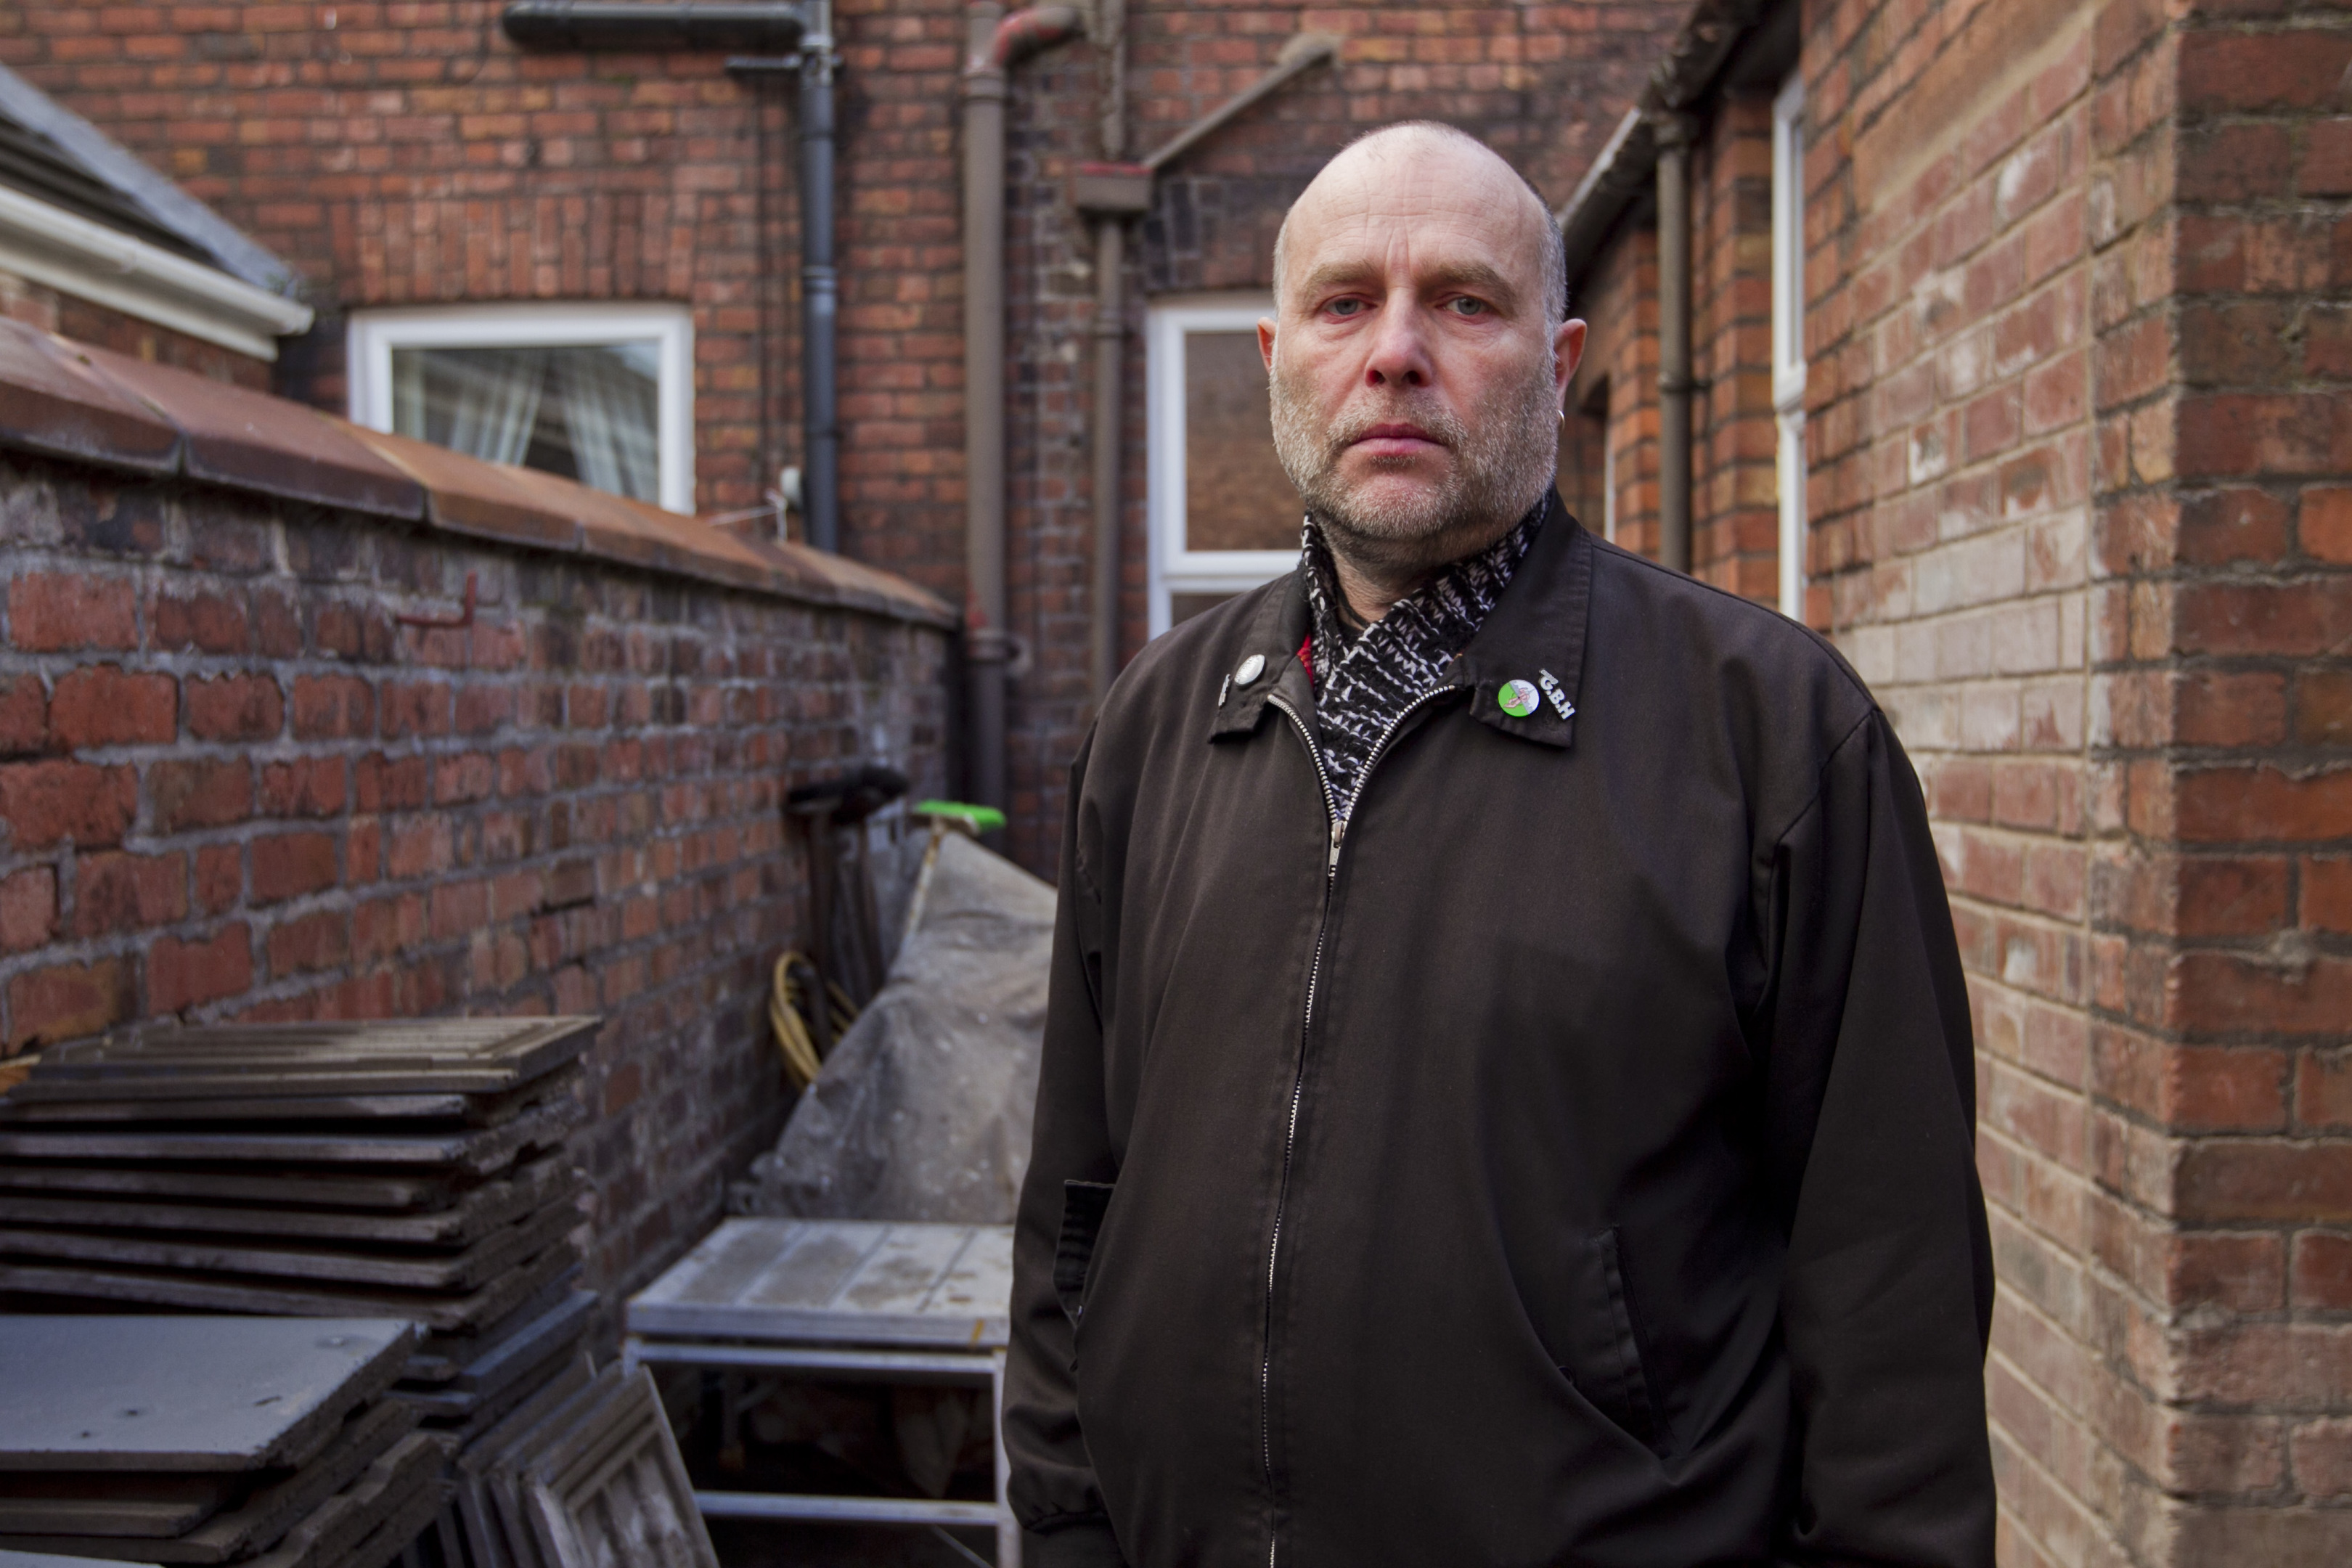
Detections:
[0, 319, 957, 631]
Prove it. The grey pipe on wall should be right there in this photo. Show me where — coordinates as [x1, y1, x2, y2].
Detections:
[503, 4, 839, 550]
[961, 2, 1084, 814]
[799, 6, 839, 553]
[1653, 111, 1695, 576]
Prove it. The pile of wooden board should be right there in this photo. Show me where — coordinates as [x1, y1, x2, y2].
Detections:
[0, 1317, 441, 1568]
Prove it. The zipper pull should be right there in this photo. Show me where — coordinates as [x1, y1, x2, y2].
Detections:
[1328, 820, 1344, 872]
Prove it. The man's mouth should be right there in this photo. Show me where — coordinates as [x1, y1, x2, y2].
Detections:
[1347, 422, 1446, 458]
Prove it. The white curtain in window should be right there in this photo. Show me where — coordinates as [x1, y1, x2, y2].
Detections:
[559, 348, 662, 503]
[439, 348, 550, 468]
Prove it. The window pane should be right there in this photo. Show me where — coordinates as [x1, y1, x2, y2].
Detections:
[390, 342, 663, 503]
[1183, 330, 1300, 552]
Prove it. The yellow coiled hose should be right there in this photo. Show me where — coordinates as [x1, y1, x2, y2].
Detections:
[768, 952, 859, 1088]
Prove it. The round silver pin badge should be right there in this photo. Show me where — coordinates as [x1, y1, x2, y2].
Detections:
[1235, 653, 1266, 685]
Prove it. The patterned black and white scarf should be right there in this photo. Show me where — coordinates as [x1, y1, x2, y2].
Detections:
[1299, 493, 1548, 817]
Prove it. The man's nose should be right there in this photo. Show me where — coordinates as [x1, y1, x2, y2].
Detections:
[1362, 293, 1434, 388]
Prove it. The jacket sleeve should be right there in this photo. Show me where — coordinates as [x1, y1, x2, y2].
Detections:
[1004, 730, 1129, 1567]
[1764, 709, 1996, 1568]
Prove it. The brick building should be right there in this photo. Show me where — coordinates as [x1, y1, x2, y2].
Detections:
[1, 2, 2345, 1560]
[0, 0, 1690, 867]
[1553, 0, 2352, 1562]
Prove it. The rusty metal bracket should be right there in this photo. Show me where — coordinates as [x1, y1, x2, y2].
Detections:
[396, 572, 477, 630]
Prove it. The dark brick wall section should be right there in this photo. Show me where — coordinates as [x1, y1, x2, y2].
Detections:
[0, 333, 952, 1299]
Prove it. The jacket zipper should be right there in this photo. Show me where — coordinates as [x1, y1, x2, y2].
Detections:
[1258, 682, 1463, 1568]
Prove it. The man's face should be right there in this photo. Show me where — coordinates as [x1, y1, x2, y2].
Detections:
[1261, 134, 1586, 576]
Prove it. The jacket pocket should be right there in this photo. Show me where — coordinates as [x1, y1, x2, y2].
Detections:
[1553, 1227, 1669, 1456]
[1053, 1179, 1116, 1328]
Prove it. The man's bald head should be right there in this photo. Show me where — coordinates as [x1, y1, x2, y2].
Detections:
[1272, 123, 1567, 334]
[1258, 119, 1586, 613]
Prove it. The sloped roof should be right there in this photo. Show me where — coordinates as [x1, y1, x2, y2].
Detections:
[0, 62, 301, 297]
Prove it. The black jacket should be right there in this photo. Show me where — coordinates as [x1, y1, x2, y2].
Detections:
[1007, 510, 1996, 1568]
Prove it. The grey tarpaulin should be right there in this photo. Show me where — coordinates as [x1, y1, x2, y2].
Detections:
[730, 829, 1053, 1223]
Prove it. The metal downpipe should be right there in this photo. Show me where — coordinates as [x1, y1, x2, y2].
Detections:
[960, 2, 1082, 814]
[1654, 112, 1694, 575]
[1088, 0, 1128, 703]
[1088, 219, 1124, 701]
[800, 7, 840, 553]
[963, 1, 1011, 815]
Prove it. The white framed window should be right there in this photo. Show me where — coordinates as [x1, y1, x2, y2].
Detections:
[1772, 71, 1808, 621]
[1146, 293, 1301, 635]
[1601, 398, 1617, 544]
[347, 303, 695, 514]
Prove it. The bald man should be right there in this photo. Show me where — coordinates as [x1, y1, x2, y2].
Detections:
[1005, 123, 1996, 1568]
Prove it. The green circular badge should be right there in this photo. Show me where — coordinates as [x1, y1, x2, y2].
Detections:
[1498, 679, 1540, 718]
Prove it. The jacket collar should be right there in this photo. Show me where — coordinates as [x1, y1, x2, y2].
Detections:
[1209, 566, 1315, 740]
[1450, 494, 1594, 749]
[1208, 491, 1596, 750]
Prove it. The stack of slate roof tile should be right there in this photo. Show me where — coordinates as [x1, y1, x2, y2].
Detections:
[439, 1360, 715, 1568]
[0, 1317, 441, 1568]
[0, 1021, 601, 1443]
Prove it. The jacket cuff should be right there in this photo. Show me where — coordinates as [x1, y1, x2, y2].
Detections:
[1024, 1520, 1127, 1568]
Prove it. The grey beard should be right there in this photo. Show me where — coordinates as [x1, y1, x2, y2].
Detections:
[1269, 354, 1560, 585]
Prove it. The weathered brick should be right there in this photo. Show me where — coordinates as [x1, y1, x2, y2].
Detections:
[70, 850, 187, 936]
[266, 909, 350, 978]
[150, 757, 250, 834]
[2294, 1415, 2352, 1498]
[185, 673, 284, 743]
[8, 572, 135, 651]
[289, 674, 375, 740]
[0, 759, 137, 849]
[259, 757, 346, 819]
[47, 665, 176, 751]
[149, 587, 248, 654]
[193, 843, 240, 914]
[5, 956, 132, 1049]
[2296, 1233, 2352, 1311]
[147, 924, 253, 1014]
[0, 865, 57, 952]
[250, 832, 338, 905]
[0, 676, 48, 757]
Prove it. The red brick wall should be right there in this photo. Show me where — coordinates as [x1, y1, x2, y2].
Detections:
[1564, 224, 1662, 557]
[1559, 99, 1781, 599]
[1690, 91, 1781, 600]
[1803, 0, 2352, 1560]
[0, 268, 273, 390]
[0, 1, 1691, 872]
[0, 444, 949, 1296]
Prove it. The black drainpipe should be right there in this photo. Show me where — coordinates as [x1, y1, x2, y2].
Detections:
[501, 3, 838, 552]
[796, 13, 838, 552]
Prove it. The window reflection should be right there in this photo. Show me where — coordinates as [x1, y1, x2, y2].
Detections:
[391, 342, 663, 504]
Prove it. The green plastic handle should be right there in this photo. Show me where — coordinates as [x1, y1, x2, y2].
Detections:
[913, 799, 1008, 833]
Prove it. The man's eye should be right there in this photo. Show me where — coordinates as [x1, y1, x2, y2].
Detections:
[1326, 299, 1365, 318]
[1448, 297, 1487, 316]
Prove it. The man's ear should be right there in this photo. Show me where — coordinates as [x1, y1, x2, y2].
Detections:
[1554, 319, 1588, 404]
[1259, 318, 1277, 372]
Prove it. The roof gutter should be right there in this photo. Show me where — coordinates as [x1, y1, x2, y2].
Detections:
[0, 182, 314, 359]
[1551, 0, 1773, 280]
[499, 2, 807, 49]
